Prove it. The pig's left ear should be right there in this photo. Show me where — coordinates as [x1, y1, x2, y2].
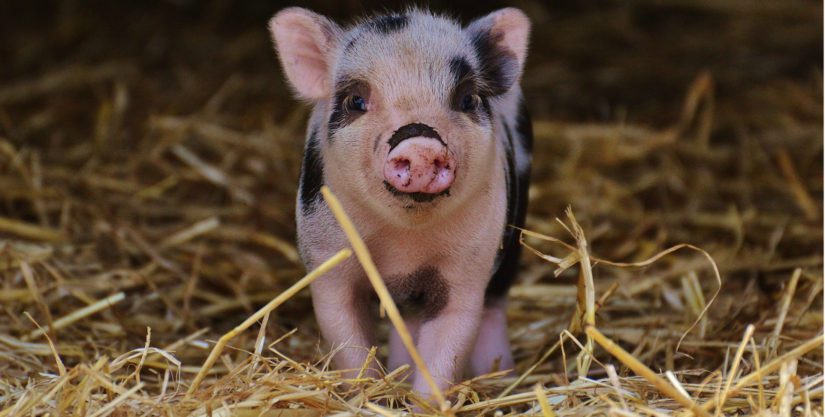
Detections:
[465, 8, 531, 96]
[269, 8, 341, 101]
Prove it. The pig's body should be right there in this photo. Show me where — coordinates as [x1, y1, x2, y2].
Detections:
[270, 8, 531, 398]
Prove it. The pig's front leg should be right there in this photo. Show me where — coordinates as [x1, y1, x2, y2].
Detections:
[412, 287, 484, 400]
[310, 278, 378, 378]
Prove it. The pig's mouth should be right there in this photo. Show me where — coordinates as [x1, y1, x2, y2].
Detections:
[383, 180, 451, 203]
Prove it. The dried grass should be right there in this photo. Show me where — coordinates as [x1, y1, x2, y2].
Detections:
[0, 1, 822, 416]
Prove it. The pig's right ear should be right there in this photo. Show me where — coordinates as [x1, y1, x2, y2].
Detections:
[269, 8, 340, 101]
[465, 8, 531, 96]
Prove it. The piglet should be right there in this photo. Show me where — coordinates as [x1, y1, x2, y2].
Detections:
[268, 7, 532, 399]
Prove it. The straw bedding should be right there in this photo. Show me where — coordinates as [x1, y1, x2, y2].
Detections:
[0, 1, 821, 415]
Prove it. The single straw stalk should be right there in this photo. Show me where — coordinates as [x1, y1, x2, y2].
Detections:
[0, 216, 63, 242]
[186, 248, 352, 396]
[23, 312, 65, 376]
[715, 324, 755, 417]
[534, 383, 557, 417]
[566, 208, 596, 378]
[320, 186, 447, 411]
[26, 292, 126, 340]
[772, 268, 801, 340]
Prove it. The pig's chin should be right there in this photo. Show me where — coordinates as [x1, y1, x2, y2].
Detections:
[371, 180, 459, 226]
[382, 181, 451, 204]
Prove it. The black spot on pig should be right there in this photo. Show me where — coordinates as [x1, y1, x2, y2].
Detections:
[299, 129, 324, 215]
[346, 14, 408, 51]
[386, 266, 449, 320]
[449, 56, 474, 84]
[515, 97, 533, 151]
[328, 90, 348, 135]
[328, 80, 370, 138]
[486, 113, 531, 302]
[449, 56, 491, 123]
[369, 14, 409, 34]
[387, 123, 443, 150]
[471, 30, 518, 96]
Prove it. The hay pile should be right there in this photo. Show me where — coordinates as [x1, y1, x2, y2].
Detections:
[0, 1, 821, 415]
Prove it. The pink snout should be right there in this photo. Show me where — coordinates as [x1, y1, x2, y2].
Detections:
[383, 138, 456, 195]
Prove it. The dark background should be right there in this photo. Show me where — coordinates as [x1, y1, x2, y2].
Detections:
[3, 0, 820, 124]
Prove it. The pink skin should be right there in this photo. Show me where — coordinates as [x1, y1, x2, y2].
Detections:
[389, 301, 515, 384]
[384, 137, 456, 194]
[412, 287, 485, 397]
[470, 301, 515, 375]
[388, 319, 419, 372]
[268, 10, 340, 101]
[310, 270, 381, 379]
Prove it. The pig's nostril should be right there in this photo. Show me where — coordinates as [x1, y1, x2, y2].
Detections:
[391, 158, 411, 178]
[432, 157, 452, 176]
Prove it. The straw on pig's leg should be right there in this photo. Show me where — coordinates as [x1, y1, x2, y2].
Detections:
[388, 318, 420, 374]
[413, 289, 484, 401]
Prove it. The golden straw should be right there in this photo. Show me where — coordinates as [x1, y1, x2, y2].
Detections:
[534, 384, 557, 417]
[715, 324, 755, 416]
[26, 292, 126, 340]
[0, 216, 63, 242]
[586, 326, 712, 417]
[699, 334, 824, 413]
[186, 248, 352, 396]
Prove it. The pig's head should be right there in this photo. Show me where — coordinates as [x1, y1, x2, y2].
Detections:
[269, 8, 529, 226]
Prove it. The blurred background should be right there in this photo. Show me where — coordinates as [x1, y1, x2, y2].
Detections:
[0, 0, 822, 412]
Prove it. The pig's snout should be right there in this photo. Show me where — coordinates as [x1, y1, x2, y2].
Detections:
[383, 138, 455, 195]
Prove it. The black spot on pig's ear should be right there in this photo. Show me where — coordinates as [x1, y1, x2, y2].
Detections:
[471, 30, 519, 96]
[299, 129, 324, 215]
[368, 14, 409, 34]
[465, 8, 531, 97]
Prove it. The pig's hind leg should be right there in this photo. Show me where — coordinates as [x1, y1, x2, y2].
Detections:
[387, 318, 420, 373]
[469, 298, 515, 376]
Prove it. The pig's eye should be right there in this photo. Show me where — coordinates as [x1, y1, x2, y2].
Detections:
[346, 95, 368, 112]
[460, 93, 481, 112]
